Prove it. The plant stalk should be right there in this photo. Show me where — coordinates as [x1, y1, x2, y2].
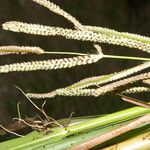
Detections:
[0, 105, 149, 150]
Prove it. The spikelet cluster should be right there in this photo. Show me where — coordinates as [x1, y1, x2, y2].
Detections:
[3, 21, 150, 53]
[121, 87, 150, 94]
[0, 46, 44, 55]
[0, 54, 103, 73]
[26, 91, 57, 99]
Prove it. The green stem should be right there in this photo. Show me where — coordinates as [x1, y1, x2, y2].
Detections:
[104, 54, 150, 61]
[65, 105, 150, 136]
[44, 51, 87, 56]
[1, 106, 149, 150]
[45, 51, 150, 61]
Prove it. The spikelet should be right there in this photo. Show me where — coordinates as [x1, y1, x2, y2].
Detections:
[142, 79, 150, 85]
[0, 46, 44, 55]
[0, 54, 103, 73]
[121, 87, 150, 94]
[3, 21, 150, 53]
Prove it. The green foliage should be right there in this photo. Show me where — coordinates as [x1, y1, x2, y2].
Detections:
[0, 106, 149, 150]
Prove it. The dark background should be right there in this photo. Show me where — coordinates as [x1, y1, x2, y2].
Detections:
[0, 0, 149, 128]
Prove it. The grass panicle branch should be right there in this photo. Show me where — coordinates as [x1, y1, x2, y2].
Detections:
[0, 46, 44, 55]
[58, 72, 150, 97]
[0, 54, 103, 73]
[3, 21, 150, 53]
[32, 0, 83, 30]
[26, 62, 150, 99]
[65, 61, 150, 90]
[32, 0, 102, 53]
[86, 25, 150, 44]
[27, 72, 150, 99]
[121, 87, 150, 94]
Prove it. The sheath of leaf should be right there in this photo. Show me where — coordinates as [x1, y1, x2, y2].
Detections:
[0, 54, 103, 73]
[54, 72, 150, 97]
[26, 62, 150, 99]
[142, 79, 150, 85]
[0, 46, 44, 55]
[3, 21, 150, 53]
[121, 87, 150, 94]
